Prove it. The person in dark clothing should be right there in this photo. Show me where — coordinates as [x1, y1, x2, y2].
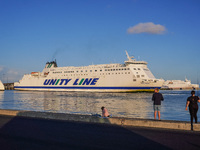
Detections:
[152, 88, 164, 120]
[185, 90, 200, 130]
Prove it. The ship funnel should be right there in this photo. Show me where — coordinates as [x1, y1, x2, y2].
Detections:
[45, 60, 58, 68]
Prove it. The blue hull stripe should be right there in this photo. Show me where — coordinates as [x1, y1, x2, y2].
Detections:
[14, 86, 160, 90]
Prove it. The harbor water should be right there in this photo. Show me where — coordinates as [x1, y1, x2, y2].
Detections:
[0, 90, 199, 121]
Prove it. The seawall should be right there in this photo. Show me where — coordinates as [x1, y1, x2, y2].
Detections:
[0, 109, 199, 131]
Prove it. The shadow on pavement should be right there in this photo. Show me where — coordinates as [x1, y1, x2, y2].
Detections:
[0, 114, 171, 150]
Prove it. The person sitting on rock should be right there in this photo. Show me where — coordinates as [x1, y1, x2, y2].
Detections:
[101, 106, 110, 117]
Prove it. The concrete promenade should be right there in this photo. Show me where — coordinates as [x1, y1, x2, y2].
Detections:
[0, 109, 199, 131]
[0, 109, 200, 149]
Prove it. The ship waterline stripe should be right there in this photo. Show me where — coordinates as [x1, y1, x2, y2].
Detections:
[14, 86, 160, 90]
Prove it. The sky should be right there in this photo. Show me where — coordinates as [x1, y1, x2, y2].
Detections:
[0, 0, 200, 85]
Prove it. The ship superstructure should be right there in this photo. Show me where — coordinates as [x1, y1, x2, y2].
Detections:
[14, 51, 164, 92]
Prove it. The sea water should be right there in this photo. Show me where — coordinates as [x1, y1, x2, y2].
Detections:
[0, 90, 199, 121]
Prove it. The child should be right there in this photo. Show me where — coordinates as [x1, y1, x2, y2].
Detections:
[101, 106, 110, 117]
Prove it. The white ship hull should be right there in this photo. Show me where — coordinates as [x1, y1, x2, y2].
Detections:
[14, 78, 163, 92]
[0, 80, 5, 91]
[14, 51, 164, 92]
[162, 78, 199, 90]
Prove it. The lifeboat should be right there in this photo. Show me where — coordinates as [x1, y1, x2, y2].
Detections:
[31, 72, 39, 76]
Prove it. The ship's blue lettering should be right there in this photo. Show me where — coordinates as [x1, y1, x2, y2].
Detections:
[49, 79, 57, 85]
[44, 78, 99, 86]
[82, 78, 92, 85]
[43, 79, 50, 85]
[59, 79, 65, 85]
[90, 78, 99, 85]
[59, 79, 71, 85]
[73, 79, 79, 85]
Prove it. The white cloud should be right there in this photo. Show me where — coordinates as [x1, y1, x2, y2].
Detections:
[127, 22, 166, 34]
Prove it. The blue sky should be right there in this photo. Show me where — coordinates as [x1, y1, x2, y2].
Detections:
[0, 0, 200, 84]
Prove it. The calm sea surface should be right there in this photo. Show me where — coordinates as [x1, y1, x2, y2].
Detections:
[0, 90, 200, 121]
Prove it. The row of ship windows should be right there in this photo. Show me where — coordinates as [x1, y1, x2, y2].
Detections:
[132, 78, 156, 82]
[62, 72, 131, 76]
[52, 68, 145, 74]
[51, 73, 146, 78]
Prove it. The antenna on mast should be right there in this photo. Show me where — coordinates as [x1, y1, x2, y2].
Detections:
[125, 50, 134, 61]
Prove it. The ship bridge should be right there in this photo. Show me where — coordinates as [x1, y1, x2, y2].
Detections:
[124, 51, 147, 65]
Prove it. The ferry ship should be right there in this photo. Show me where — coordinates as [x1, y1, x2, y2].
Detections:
[161, 78, 199, 90]
[14, 51, 164, 92]
[0, 80, 5, 91]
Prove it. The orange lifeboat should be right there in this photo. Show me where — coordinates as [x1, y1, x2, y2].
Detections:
[31, 72, 39, 76]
